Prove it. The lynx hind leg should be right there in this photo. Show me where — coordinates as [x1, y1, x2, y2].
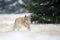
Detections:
[13, 21, 18, 31]
[17, 24, 22, 31]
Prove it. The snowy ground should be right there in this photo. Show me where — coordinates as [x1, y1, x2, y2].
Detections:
[0, 13, 60, 40]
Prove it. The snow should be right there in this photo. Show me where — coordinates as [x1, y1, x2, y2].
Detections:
[0, 13, 60, 40]
[18, 0, 24, 4]
[0, 31, 60, 40]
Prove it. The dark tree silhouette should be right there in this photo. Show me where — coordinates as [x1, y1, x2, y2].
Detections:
[17, 0, 60, 24]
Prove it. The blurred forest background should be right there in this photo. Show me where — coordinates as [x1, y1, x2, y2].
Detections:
[0, 0, 60, 24]
[0, 0, 28, 13]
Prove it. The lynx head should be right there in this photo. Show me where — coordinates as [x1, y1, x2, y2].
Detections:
[24, 15, 31, 23]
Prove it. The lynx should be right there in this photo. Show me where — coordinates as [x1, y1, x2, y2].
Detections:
[13, 15, 31, 31]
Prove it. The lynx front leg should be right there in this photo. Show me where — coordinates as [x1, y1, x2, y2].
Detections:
[24, 23, 30, 31]
[27, 23, 30, 31]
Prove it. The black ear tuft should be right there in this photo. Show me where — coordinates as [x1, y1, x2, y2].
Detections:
[25, 15, 27, 17]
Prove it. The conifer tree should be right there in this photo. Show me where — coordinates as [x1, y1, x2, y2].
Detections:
[18, 0, 60, 24]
